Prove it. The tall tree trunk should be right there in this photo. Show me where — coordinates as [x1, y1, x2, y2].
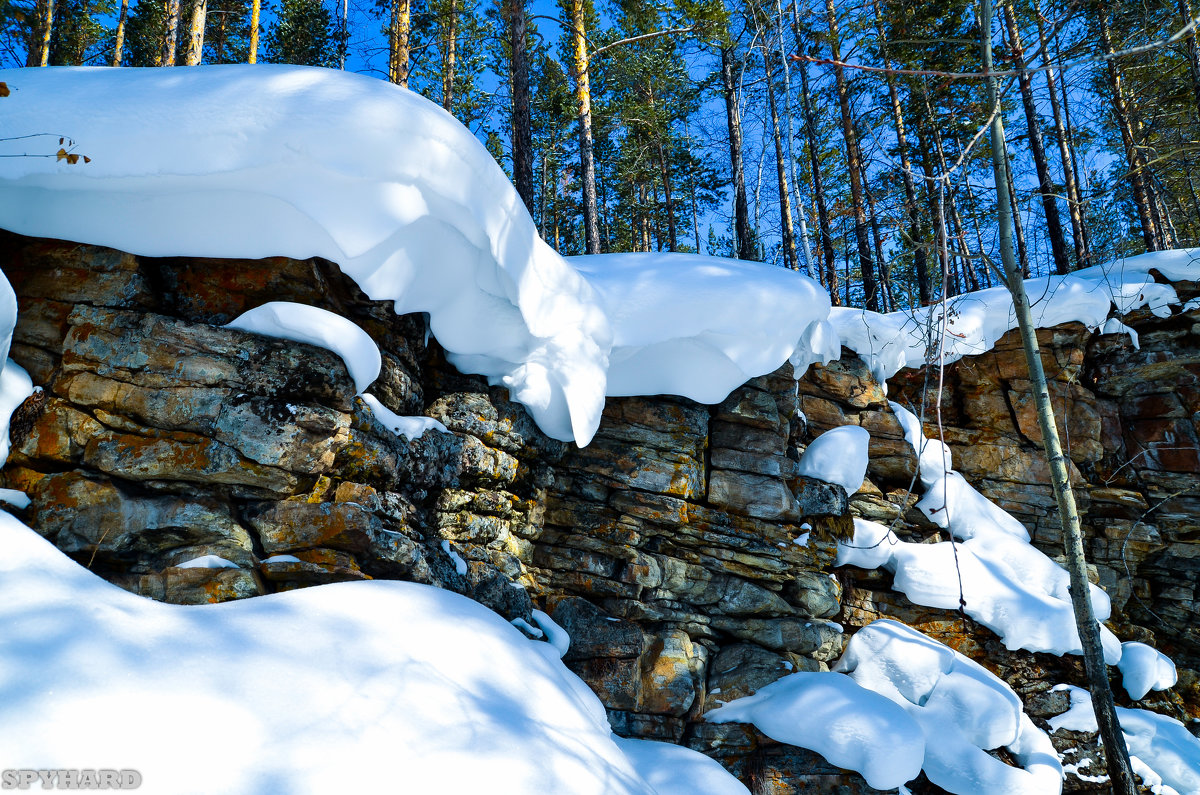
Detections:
[1007, 159, 1031, 277]
[861, 156, 894, 311]
[1179, 0, 1200, 124]
[1035, 0, 1090, 267]
[339, 0, 348, 67]
[659, 142, 678, 252]
[509, 0, 534, 215]
[389, 0, 412, 86]
[763, 50, 798, 270]
[825, 0, 878, 309]
[443, 0, 458, 110]
[1097, 7, 1160, 250]
[26, 0, 54, 66]
[982, 1, 1137, 790]
[720, 46, 755, 261]
[183, 0, 206, 65]
[773, 0, 814, 277]
[111, 0, 129, 65]
[248, 0, 260, 63]
[795, 43, 837, 298]
[570, 0, 601, 254]
[162, 0, 181, 65]
[870, 0, 929, 304]
[1002, 4, 1070, 274]
[919, 133, 950, 301]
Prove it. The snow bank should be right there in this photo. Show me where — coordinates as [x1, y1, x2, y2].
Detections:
[836, 620, 1062, 795]
[795, 425, 869, 495]
[360, 393, 449, 439]
[1118, 642, 1178, 701]
[614, 737, 751, 795]
[0, 65, 610, 444]
[0, 506, 761, 794]
[226, 302, 381, 393]
[570, 253, 833, 403]
[831, 250, 1200, 383]
[1049, 686, 1200, 795]
[705, 671, 924, 790]
[844, 404, 1120, 661]
[0, 66, 839, 447]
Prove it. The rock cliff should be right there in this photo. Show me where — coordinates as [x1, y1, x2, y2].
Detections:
[1, 231, 1196, 793]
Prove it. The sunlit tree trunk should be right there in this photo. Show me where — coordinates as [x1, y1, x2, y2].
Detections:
[26, 0, 54, 66]
[571, 0, 601, 254]
[1002, 4, 1070, 273]
[1034, 0, 1090, 267]
[161, 0, 181, 65]
[442, 0, 458, 110]
[248, 0, 260, 63]
[825, 0, 877, 309]
[1097, 7, 1160, 250]
[982, 2, 1137, 788]
[183, 0, 207, 65]
[111, 0, 129, 65]
[763, 49, 798, 270]
[720, 46, 755, 261]
[389, 0, 412, 86]
[795, 43, 837, 298]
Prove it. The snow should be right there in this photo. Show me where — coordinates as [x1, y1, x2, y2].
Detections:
[842, 404, 1121, 661]
[362, 393, 449, 439]
[531, 609, 571, 659]
[706, 671, 924, 790]
[613, 737, 751, 795]
[439, 539, 468, 576]
[836, 620, 1062, 795]
[261, 554, 302, 564]
[569, 253, 834, 404]
[225, 302, 381, 394]
[0, 65, 838, 447]
[174, 555, 240, 570]
[0, 488, 29, 509]
[1118, 642, 1178, 700]
[830, 251, 1200, 384]
[795, 425, 869, 495]
[1049, 685, 1200, 795]
[0, 507, 738, 795]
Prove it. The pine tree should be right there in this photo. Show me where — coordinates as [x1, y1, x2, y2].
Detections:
[265, 0, 337, 66]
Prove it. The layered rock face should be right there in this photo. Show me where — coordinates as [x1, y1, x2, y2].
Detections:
[2, 233, 1197, 793]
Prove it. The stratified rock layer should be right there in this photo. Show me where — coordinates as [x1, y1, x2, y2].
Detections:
[2, 231, 1197, 793]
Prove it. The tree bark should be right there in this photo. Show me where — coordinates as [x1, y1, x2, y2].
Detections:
[982, 2, 1138, 790]
[509, 0, 534, 215]
[389, 0, 412, 86]
[825, 0, 878, 309]
[443, 0, 459, 111]
[111, 0, 129, 65]
[26, 0, 54, 66]
[1097, 7, 1160, 251]
[1179, 0, 1200, 125]
[1007, 158, 1031, 278]
[659, 142, 678, 252]
[720, 46, 755, 261]
[861, 156, 894, 311]
[248, 0, 260, 63]
[183, 0, 206, 65]
[1002, 4, 1070, 274]
[796, 44, 837, 298]
[870, 0, 928, 304]
[763, 49, 798, 270]
[1035, 0, 1090, 268]
[571, 0, 601, 254]
[162, 0, 181, 65]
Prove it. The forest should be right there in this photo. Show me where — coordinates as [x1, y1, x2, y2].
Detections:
[4, 0, 1199, 312]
